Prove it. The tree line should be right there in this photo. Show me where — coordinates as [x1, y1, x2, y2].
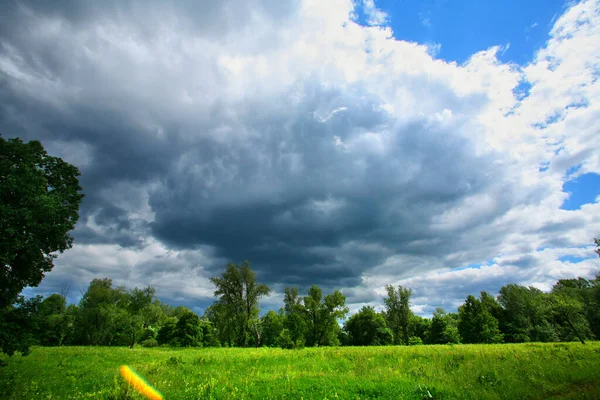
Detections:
[2, 137, 600, 356]
[5, 259, 600, 354]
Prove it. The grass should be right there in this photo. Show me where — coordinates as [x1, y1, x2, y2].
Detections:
[1, 342, 600, 399]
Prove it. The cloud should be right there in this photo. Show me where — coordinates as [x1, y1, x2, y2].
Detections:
[361, 0, 388, 26]
[2, 0, 599, 314]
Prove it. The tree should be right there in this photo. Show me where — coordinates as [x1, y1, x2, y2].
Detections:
[282, 287, 307, 346]
[302, 285, 348, 346]
[157, 318, 178, 346]
[175, 312, 203, 347]
[344, 306, 393, 346]
[209, 261, 270, 347]
[458, 294, 503, 344]
[0, 295, 42, 357]
[498, 284, 557, 343]
[549, 280, 592, 344]
[383, 285, 413, 345]
[409, 314, 430, 344]
[0, 137, 84, 309]
[428, 308, 460, 344]
[261, 310, 284, 347]
[34, 294, 68, 346]
[76, 278, 129, 345]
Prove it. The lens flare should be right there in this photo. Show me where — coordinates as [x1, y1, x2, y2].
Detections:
[120, 365, 164, 400]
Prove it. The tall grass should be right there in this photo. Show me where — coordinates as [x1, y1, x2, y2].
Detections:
[1, 342, 599, 399]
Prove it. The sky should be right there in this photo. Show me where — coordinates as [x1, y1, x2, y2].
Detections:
[2, 0, 599, 317]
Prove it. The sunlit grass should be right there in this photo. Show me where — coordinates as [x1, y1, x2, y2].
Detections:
[1, 342, 599, 399]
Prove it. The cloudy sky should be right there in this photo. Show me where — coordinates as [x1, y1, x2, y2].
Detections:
[2, 0, 599, 316]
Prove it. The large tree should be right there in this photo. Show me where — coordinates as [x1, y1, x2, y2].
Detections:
[498, 284, 557, 343]
[428, 308, 461, 344]
[209, 261, 270, 347]
[383, 285, 413, 345]
[458, 293, 503, 344]
[0, 137, 84, 309]
[302, 285, 348, 347]
[282, 287, 307, 346]
[549, 278, 592, 344]
[344, 306, 393, 346]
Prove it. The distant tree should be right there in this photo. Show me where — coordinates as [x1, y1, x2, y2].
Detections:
[587, 274, 600, 339]
[594, 238, 600, 258]
[76, 278, 128, 345]
[428, 308, 460, 344]
[282, 287, 307, 346]
[549, 279, 593, 344]
[261, 310, 284, 347]
[303, 285, 348, 347]
[140, 301, 169, 329]
[0, 295, 41, 357]
[209, 261, 270, 347]
[409, 314, 431, 344]
[383, 285, 413, 345]
[157, 317, 178, 346]
[175, 312, 203, 347]
[199, 319, 219, 347]
[0, 137, 84, 309]
[344, 306, 393, 346]
[498, 284, 558, 343]
[458, 294, 503, 344]
[34, 294, 68, 346]
[204, 302, 235, 347]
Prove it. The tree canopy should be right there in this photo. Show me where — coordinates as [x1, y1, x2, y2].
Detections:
[0, 136, 83, 307]
[0, 136, 83, 357]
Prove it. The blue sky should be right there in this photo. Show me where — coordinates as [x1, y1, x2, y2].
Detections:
[354, 0, 600, 273]
[562, 173, 600, 210]
[356, 0, 569, 64]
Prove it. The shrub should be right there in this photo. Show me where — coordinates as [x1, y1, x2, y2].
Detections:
[409, 336, 424, 346]
[141, 338, 158, 348]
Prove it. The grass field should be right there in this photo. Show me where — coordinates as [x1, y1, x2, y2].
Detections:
[1, 343, 600, 399]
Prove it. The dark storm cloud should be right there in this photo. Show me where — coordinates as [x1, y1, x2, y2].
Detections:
[0, 0, 510, 286]
[148, 81, 508, 287]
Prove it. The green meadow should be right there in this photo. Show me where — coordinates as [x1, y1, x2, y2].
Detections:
[1, 342, 600, 399]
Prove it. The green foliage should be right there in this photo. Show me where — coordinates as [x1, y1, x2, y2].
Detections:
[157, 318, 177, 346]
[141, 338, 158, 348]
[261, 310, 284, 347]
[428, 308, 461, 344]
[384, 284, 413, 345]
[303, 285, 348, 347]
[209, 261, 270, 347]
[282, 287, 308, 344]
[0, 136, 83, 357]
[498, 284, 557, 343]
[0, 137, 84, 309]
[344, 306, 393, 346]
[0, 296, 42, 357]
[33, 294, 69, 346]
[175, 312, 203, 347]
[408, 336, 424, 346]
[458, 294, 504, 344]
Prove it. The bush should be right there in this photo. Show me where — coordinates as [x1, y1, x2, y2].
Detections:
[409, 336, 424, 346]
[141, 338, 158, 348]
[139, 327, 157, 342]
[278, 329, 294, 349]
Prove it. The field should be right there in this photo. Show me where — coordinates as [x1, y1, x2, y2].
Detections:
[1, 343, 600, 399]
